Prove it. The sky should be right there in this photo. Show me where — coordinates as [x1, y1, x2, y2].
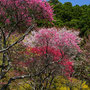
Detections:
[47, 0, 90, 6]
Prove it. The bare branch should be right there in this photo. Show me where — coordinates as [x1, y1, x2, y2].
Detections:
[0, 25, 34, 53]
[1, 74, 31, 90]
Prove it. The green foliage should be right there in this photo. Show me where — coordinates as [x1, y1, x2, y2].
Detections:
[7, 76, 90, 90]
[36, 20, 53, 27]
[43, 1, 90, 38]
[53, 18, 64, 27]
[49, 0, 59, 4]
[50, 76, 90, 90]
[65, 19, 80, 29]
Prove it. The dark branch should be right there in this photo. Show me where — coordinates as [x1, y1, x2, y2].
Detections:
[0, 25, 34, 53]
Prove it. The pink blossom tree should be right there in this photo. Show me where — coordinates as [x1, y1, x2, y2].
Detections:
[16, 27, 81, 89]
[0, 0, 54, 89]
[0, 0, 53, 27]
[23, 28, 81, 59]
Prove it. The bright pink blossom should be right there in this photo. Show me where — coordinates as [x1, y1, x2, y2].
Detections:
[23, 28, 81, 58]
[26, 46, 74, 77]
[5, 19, 10, 24]
[0, 0, 54, 26]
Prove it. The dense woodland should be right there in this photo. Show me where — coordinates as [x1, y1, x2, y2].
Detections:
[38, 0, 90, 38]
[0, 0, 90, 90]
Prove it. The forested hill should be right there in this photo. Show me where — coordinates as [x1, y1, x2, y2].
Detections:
[47, 0, 90, 38]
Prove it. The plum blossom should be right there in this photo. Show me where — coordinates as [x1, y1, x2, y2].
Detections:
[0, 0, 54, 27]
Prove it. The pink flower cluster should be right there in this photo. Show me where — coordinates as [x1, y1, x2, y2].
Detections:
[23, 28, 81, 55]
[25, 46, 74, 77]
[22, 27, 82, 76]
[31, 46, 62, 61]
[0, 0, 53, 26]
